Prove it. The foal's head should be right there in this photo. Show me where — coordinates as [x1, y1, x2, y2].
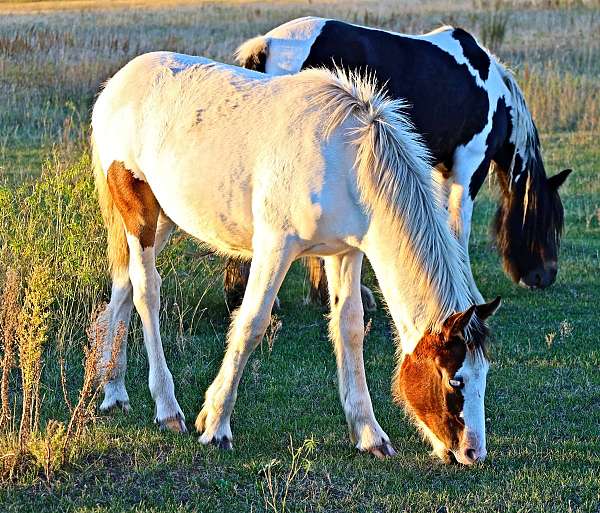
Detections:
[393, 297, 500, 465]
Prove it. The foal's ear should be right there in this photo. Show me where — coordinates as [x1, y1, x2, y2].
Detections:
[548, 169, 572, 190]
[475, 296, 502, 321]
[443, 306, 476, 339]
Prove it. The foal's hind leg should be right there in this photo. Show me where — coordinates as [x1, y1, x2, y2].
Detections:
[107, 164, 185, 432]
[196, 235, 295, 448]
[324, 251, 395, 458]
[99, 211, 175, 414]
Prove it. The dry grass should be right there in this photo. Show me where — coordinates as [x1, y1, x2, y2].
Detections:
[0, 1, 597, 180]
[519, 62, 600, 133]
[0, 269, 19, 430]
[0, 277, 125, 482]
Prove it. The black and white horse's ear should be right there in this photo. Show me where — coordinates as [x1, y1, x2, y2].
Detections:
[548, 169, 572, 190]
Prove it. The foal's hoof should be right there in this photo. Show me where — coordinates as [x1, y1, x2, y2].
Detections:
[205, 436, 233, 450]
[99, 399, 131, 415]
[195, 409, 233, 449]
[366, 442, 397, 460]
[157, 413, 187, 433]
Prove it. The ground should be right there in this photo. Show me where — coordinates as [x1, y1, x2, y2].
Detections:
[0, 1, 598, 512]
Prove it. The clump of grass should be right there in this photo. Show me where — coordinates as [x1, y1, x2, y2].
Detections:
[0, 290, 125, 482]
[260, 436, 318, 513]
[545, 331, 557, 349]
[480, 9, 509, 52]
[0, 269, 20, 429]
[17, 264, 54, 443]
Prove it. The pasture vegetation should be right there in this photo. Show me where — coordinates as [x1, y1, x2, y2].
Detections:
[0, 1, 598, 511]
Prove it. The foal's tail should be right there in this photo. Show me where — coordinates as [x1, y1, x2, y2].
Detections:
[91, 133, 129, 278]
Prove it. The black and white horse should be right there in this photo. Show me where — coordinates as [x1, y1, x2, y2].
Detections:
[229, 17, 571, 306]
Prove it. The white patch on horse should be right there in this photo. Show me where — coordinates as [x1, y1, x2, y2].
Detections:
[261, 16, 327, 76]
[452, 351, 489, 463]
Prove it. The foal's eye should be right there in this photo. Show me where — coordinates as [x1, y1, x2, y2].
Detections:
[448, 377, 464, 389]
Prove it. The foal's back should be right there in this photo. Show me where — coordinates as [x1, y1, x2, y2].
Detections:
[92, 52, 366, 258]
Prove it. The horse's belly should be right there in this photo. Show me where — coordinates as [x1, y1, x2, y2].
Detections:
[168, 202, 255, 257]
[144, 157, 256, 256]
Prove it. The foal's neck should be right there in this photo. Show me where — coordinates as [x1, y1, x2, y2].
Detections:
[363, 216, 474, 355]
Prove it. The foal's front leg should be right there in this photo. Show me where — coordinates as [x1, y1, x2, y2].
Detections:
[195, 236, 295, 448]
[324, 251, 395, 458]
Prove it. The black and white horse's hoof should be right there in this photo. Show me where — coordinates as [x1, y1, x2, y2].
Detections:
[360, 285, 377, 312]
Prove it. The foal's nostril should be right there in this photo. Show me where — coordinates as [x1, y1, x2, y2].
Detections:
[465, 448, 477, 462]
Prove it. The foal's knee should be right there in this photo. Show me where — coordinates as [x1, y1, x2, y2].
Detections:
[330, 299, 364, 347]
[234, 311, 271, 349]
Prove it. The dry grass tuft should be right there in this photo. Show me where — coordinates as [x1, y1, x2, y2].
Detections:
[519, 63, 600, 134]
[0, 290, 126, 482]
[16, 264, 54, 444]
[0, 269, 20, 430]
[260, 436, 318, 513]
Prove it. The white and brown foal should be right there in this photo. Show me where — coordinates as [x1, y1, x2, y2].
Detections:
[91, 51, 500, 463]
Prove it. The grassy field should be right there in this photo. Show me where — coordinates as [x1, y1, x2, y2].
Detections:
[0, 1, 599, 512]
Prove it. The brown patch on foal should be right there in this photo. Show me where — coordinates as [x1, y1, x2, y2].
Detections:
[395, 328, 468, 452]
[392, 307, 480, 456]
[107, 161, 160, 248]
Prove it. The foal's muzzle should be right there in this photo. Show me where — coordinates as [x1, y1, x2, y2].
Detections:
[454, 445, 487, 465]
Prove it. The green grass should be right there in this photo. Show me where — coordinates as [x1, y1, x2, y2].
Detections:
[0, 2, 599, 512]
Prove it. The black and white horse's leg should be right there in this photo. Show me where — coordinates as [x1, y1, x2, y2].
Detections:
[196, 234, 295, 448]
[448, 152, 490, 303]
[99, 211, 175, 414]
[304, 256, 377, 312]
[223, 258, 251, 311]
[324, 250, 395, 458]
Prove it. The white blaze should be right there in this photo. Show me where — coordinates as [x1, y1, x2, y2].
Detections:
[455, 352, 490, 461]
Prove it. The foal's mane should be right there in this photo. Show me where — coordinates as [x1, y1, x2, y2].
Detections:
[299, 67, 475, 333]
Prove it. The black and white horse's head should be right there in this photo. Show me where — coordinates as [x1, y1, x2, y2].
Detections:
[493, 125, 571, 289]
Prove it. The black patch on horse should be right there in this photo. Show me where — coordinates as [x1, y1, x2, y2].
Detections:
[303, 21, 489, 166]
[451, 28, 491, 82]
[468, 97, 510, 199]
